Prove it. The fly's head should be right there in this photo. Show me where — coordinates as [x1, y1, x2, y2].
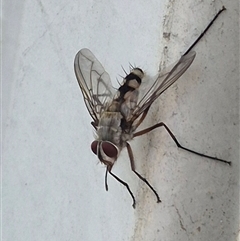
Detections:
[91, 140, 119, 167]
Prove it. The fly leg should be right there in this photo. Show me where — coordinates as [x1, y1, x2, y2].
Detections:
[107, 166, 136, 208]
[184, 6, 226, 55]
[132, 106, 151, 130]
[126, 143, 161, 203]
[104, 168, 109, 191]
[134, 122, 231, 165]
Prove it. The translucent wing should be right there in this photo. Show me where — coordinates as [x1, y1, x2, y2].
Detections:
[74, 48, 115, 125]
[132, 51, 196, 122]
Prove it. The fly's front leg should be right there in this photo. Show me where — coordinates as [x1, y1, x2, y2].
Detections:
[107, 165, 136, 208]
[104, 168, 109, 191]
[134, 122, 231, 165]
[126, 143, 161, 203]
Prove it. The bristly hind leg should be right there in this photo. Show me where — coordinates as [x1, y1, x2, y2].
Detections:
[184, 6, 226, 55]
[134, 122, 231, 165]
[126, 142, 161, 203]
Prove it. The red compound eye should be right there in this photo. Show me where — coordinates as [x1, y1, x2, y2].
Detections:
[91, 141, 98, 155]
[101, 142, 118, 158]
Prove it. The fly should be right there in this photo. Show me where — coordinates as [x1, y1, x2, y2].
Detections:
[74, 6, 231, 208]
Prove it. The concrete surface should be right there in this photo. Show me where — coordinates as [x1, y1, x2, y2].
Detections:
[2, 0, 239, 241]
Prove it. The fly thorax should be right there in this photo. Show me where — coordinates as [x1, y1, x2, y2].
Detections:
[121, 131, 134, 142]
[120, 90, 139, 121]
[98, 112, 123, 145]
[107, 100, 120, 112]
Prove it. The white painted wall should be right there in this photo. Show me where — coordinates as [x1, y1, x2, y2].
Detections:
[2, 0, 239, 241]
